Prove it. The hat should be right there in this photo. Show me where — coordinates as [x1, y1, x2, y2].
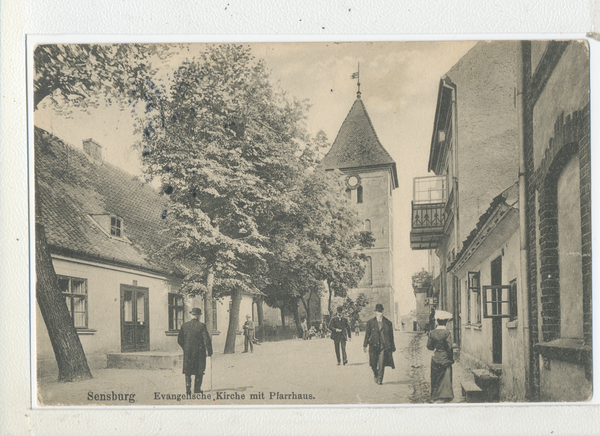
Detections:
[190, 307, 202, 316]
[336, 306, 344, 314]
[375, 304, 384, 313]
[246, 315, 251, 319]
[435, 310, 453, 321]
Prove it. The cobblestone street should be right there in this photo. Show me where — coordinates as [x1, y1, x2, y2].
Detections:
[38, 331, 473, 406]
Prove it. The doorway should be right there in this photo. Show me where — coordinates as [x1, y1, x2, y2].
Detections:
[120, 284, 150, 352]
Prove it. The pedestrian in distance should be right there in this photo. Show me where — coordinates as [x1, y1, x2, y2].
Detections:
[427, 310, 454, 403]
[177, 307, 213, 395]
[363, 304, 396, 385]
[329, 306, 351, 365]
[301, 318, 308, 340]
[354, 322, 360, 337]
[428, 306, 436, 333]
[242, 314, 254, 353]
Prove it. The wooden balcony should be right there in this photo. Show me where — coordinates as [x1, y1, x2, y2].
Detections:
[410, 201, 446, 250]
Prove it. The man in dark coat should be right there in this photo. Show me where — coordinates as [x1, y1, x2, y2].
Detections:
[178, 307, 213, 395]
[328, 306, 352, 365]
[363, 304, 396, 384]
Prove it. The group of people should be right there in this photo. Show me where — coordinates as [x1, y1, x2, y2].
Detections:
[177, 305, 455, 403]
[328, 303, 455, 402]
[327, 304, 395, 384]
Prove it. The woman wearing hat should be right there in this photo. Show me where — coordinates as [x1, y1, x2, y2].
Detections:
[426, 310, 454, 403]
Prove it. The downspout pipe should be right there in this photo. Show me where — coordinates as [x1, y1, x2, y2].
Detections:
[443, 80, 460, 343]
[516, 41, 532, 400]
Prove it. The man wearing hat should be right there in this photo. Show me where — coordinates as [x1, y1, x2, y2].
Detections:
[178, 307, 213, 395]
[242, 314, 255, 353]
[328, 306, 352, 365]
[363, 304, 396, 384]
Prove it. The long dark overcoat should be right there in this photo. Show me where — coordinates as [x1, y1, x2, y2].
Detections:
[178, 318, 213, 375]
[328, 316, 351, 342]
[363, 316, 396, 369]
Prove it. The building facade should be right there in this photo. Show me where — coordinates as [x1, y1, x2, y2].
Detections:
[524, 40, 591, 402]
[321, 92, 399, 324]
[36, 128, 257, 376]
[410, 40, 591, 402]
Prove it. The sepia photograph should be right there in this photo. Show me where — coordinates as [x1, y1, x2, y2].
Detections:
[32, 39, 591, 406]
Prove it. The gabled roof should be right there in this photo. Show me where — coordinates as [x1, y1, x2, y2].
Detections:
[448, 182, 519, 273]
[35, 127, 178, 276]
[321, 97, 398, 188]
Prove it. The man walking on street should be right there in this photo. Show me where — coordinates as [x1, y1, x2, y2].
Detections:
[329, 306, 351, 365]
[363, 304, 395, 384]
[178, 307, 213, 395]
[242, 314, 254, 353]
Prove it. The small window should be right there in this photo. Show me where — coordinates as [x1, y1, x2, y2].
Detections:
[168, 293, 185, 330]
[111, 216, 123, 237]
[357, 186, 363, 203]
[58, 276, 88, 328]
[345, 188, 352, 200]
[482, 285, 512, 318]
[509, 279, 518, 321]
[364, 256, 373, 286]
[468, 272, 481, 324]
[364, 219, 371, 232]
[212, 300, 218, 331]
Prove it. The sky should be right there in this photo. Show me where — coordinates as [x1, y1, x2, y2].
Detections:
[34, 40, 478, 315]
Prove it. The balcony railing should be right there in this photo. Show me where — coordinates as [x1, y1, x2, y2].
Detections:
[410, 201, 446, 250]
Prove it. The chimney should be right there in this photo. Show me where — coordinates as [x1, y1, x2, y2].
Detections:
[83, 138, 103, 162]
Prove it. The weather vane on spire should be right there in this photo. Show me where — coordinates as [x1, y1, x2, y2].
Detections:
[351, 63, 361, 98]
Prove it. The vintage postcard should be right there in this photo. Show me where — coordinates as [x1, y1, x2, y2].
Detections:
[31, 40, 592, 407]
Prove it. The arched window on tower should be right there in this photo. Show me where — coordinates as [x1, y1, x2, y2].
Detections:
[345, 188, 352, 200]
[365, 256, 373, 286]
[364, 219, 371, 232]
[357, 186, 363, 203]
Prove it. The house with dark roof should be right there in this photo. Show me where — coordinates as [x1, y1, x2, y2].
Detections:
[321, 91, 399, 326]
[35, 127, 258, 376]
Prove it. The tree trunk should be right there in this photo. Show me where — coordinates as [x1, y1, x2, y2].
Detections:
[327, 280, 333, 317]
[280, 306, 286, 327]
[256, 297, 264, 327]
[36, 222, 93, 382]
[204, 268, 213, 331]
[301, 291, 312, 326]
[223, 287, 242, 354]
[290, 303, 302, 338]
[35, 171, 92, 382]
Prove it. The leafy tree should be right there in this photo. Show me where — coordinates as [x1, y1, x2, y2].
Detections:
[341, 293, 369, 328]
[34, 43, 170, 381]
[411, 268, 433, 290]
[260, 131, 374, 332]
[136, 44, 309, 353]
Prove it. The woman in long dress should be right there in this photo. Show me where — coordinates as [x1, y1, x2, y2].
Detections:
[427, 317, 454, 403]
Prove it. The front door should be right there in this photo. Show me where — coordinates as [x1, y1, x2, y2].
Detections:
[120, 285, 150, 352]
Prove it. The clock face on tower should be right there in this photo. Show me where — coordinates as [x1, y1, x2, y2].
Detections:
[345, 174, 361, 189]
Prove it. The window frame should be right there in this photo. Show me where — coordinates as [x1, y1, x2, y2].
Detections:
[482, 285, 513, 318]
[168, 293, 185, 331]
[468, 272, 481, 325]
[58, 275, 89, 329]
[509, 279, 518, 321]
[110, 215, 123, 238]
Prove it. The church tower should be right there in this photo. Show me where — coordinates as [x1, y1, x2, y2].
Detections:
[321, 90, 399, 325]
